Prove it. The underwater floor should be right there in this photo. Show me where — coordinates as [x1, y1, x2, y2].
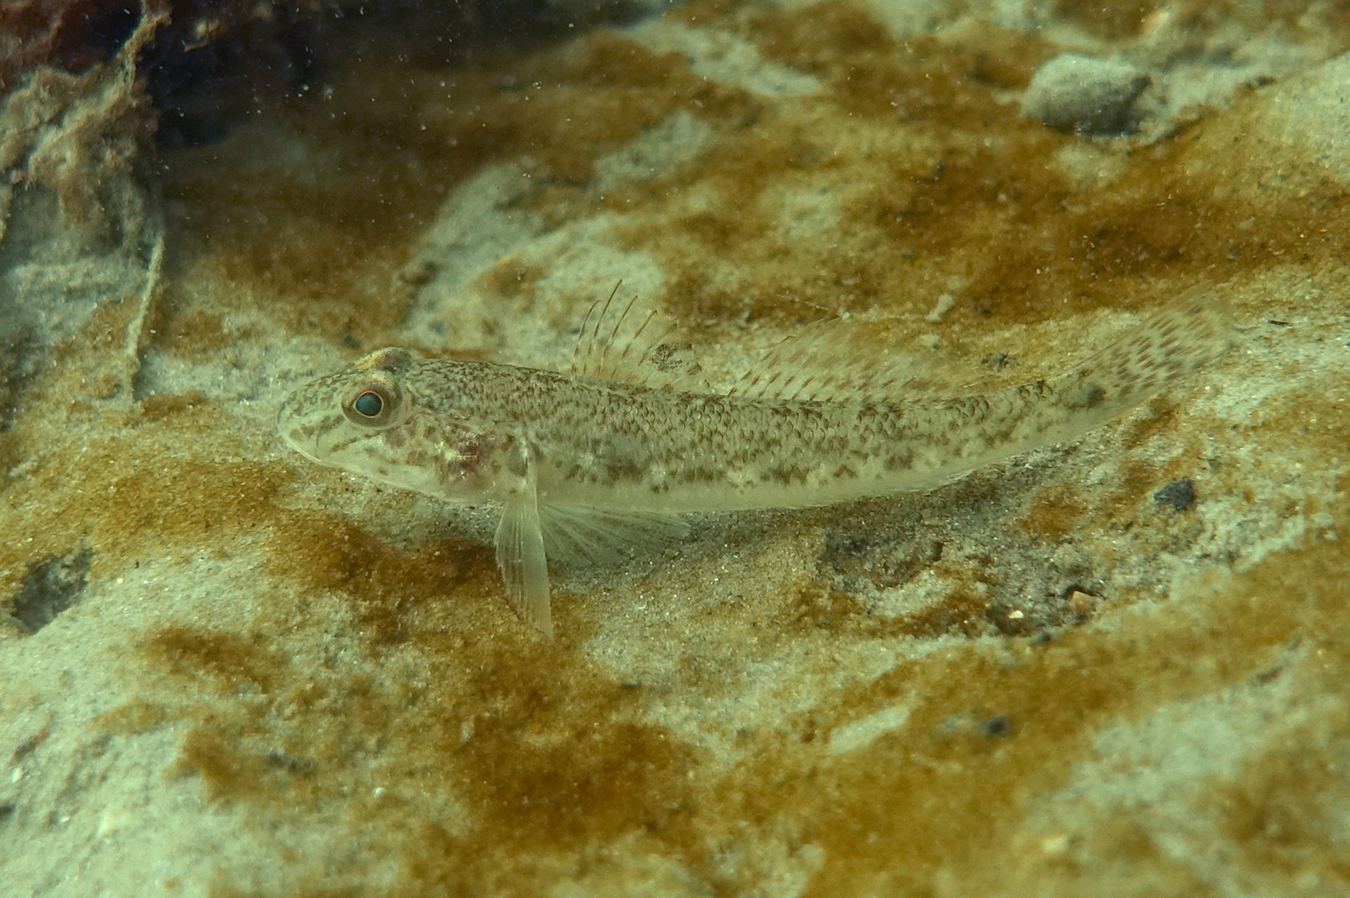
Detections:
[2, 1, 1348, 895]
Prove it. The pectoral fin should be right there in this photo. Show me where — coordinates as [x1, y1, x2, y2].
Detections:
[494, 474, 553, 641]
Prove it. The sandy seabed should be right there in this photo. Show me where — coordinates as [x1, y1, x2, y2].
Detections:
[2, 1, 1348, 895]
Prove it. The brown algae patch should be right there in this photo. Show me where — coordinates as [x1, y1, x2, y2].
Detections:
[141, 553, 708, 889]
[717, 535, 1348, 896]
[158, 525, 1342, 896]
[0, 444, 285, 598]
[584, 0, 1350, 339]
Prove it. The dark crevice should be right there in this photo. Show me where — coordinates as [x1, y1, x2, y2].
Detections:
[8, 549, 94, 635]
[0, 324, 43, 433]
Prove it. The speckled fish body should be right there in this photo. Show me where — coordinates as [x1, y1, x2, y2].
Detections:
[278, 294, 1231, 639]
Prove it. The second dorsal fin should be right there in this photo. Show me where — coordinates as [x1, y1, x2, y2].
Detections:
[729, 317, 925, 404]
[571, 284, 710, 393]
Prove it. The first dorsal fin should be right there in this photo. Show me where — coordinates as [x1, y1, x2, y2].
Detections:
[571, 283, 710, 393]
[729, 317, 925, 404]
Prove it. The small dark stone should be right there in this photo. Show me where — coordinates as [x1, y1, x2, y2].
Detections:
[986, 602, 1034, 637]
[981, 352, 1014, 371]
[9, 550, 93, 635]
[822, 530, 943, 593]
[1154, 477, 1197, 512]
[983, 715, 1013, 739]
[266, 750, 317, 777]
[1252, 666, 1282, 685]
[12, 728, 48, 761]
[0, 803, 14, 825]
[825, 534, 869, 558]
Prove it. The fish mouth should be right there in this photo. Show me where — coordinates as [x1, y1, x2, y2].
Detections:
[275, 393, 328, 462]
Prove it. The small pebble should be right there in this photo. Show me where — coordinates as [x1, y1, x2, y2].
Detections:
[1153, 477, 1197, 512]
[926, 293, 956, 322]
[1023, 53, 1151, 135]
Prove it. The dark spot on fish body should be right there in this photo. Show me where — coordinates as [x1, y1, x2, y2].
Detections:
[884, 448, 916, 473]
[977, 421, 1019, 453]
[806, 431, 834, 455]
[768, 464, 811, 486]
[982, 352, 1014, 371]
[677, 464, 722, 485]
[598, 448, 647, 484]
[873, 411, 911, 443]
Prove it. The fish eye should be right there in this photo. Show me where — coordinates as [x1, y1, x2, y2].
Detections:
[342, 375, 402, 427]
[353, 390, 384, 418]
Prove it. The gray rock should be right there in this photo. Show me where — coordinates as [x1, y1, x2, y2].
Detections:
[1022, 53, 1152, 135]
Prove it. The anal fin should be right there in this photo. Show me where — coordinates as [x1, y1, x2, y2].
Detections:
[540, 505, 690, 568]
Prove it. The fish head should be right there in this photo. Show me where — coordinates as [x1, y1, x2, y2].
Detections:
[277, 348, 497, 502]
